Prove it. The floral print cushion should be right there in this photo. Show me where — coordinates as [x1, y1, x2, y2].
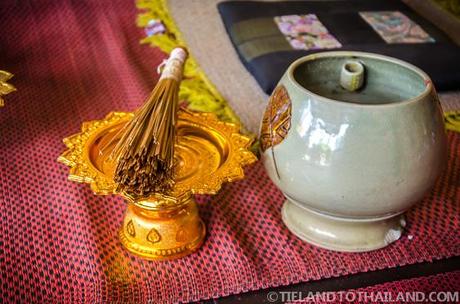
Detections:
[274, 14, 342, 50]
[360, 11, 435, 43]
[218, 0, 460, 93]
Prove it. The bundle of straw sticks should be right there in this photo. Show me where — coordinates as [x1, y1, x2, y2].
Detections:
[108, 47, 188, 197]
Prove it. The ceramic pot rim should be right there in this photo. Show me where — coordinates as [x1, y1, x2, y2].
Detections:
[287, 51, 433, 108]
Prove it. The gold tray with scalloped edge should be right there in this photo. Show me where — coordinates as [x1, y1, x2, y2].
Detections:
[58, 109, 256, 205]
[58, 109, 256, 260]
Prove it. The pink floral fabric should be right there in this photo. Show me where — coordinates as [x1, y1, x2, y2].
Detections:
[144, 19, 166, 37]
[360, 11, 435, 43]
[274, 14, 342, 50]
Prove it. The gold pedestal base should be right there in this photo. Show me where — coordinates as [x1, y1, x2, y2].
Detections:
[119, 196, 206, 260]
[59, 111, 256, 260]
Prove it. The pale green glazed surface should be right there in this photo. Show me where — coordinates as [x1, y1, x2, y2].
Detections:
[262, 52, 447, 219]
[294, 56, 427, 104]
[282, 200, 406, 252]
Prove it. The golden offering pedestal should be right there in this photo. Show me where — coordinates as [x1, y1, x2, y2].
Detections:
[59, 110, 256, 260]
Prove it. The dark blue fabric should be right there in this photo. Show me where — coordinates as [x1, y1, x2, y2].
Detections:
[218, 0, 460, 93]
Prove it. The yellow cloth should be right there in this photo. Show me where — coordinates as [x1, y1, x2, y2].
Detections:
[137, 0, 240, 126]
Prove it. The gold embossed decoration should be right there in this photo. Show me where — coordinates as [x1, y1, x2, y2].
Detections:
[260, 85, 292, 152]
[147, 228, 161, 243]
[58, 109, 257, 260]
[127, 220, 136, 237]
[0, 70, 16, 107]
[58, 110, 256, 199]
[176, 229, 187, 243]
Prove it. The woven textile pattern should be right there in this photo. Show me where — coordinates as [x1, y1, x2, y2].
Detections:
[294, 271, 460, 304]
[0, 0, 459, 303]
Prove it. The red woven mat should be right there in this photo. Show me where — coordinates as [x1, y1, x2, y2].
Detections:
[291, 271, 460, 303]
[0, 1, 459, 303]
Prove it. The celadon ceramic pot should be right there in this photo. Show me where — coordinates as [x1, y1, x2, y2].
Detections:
[260, 51, 447, 252]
